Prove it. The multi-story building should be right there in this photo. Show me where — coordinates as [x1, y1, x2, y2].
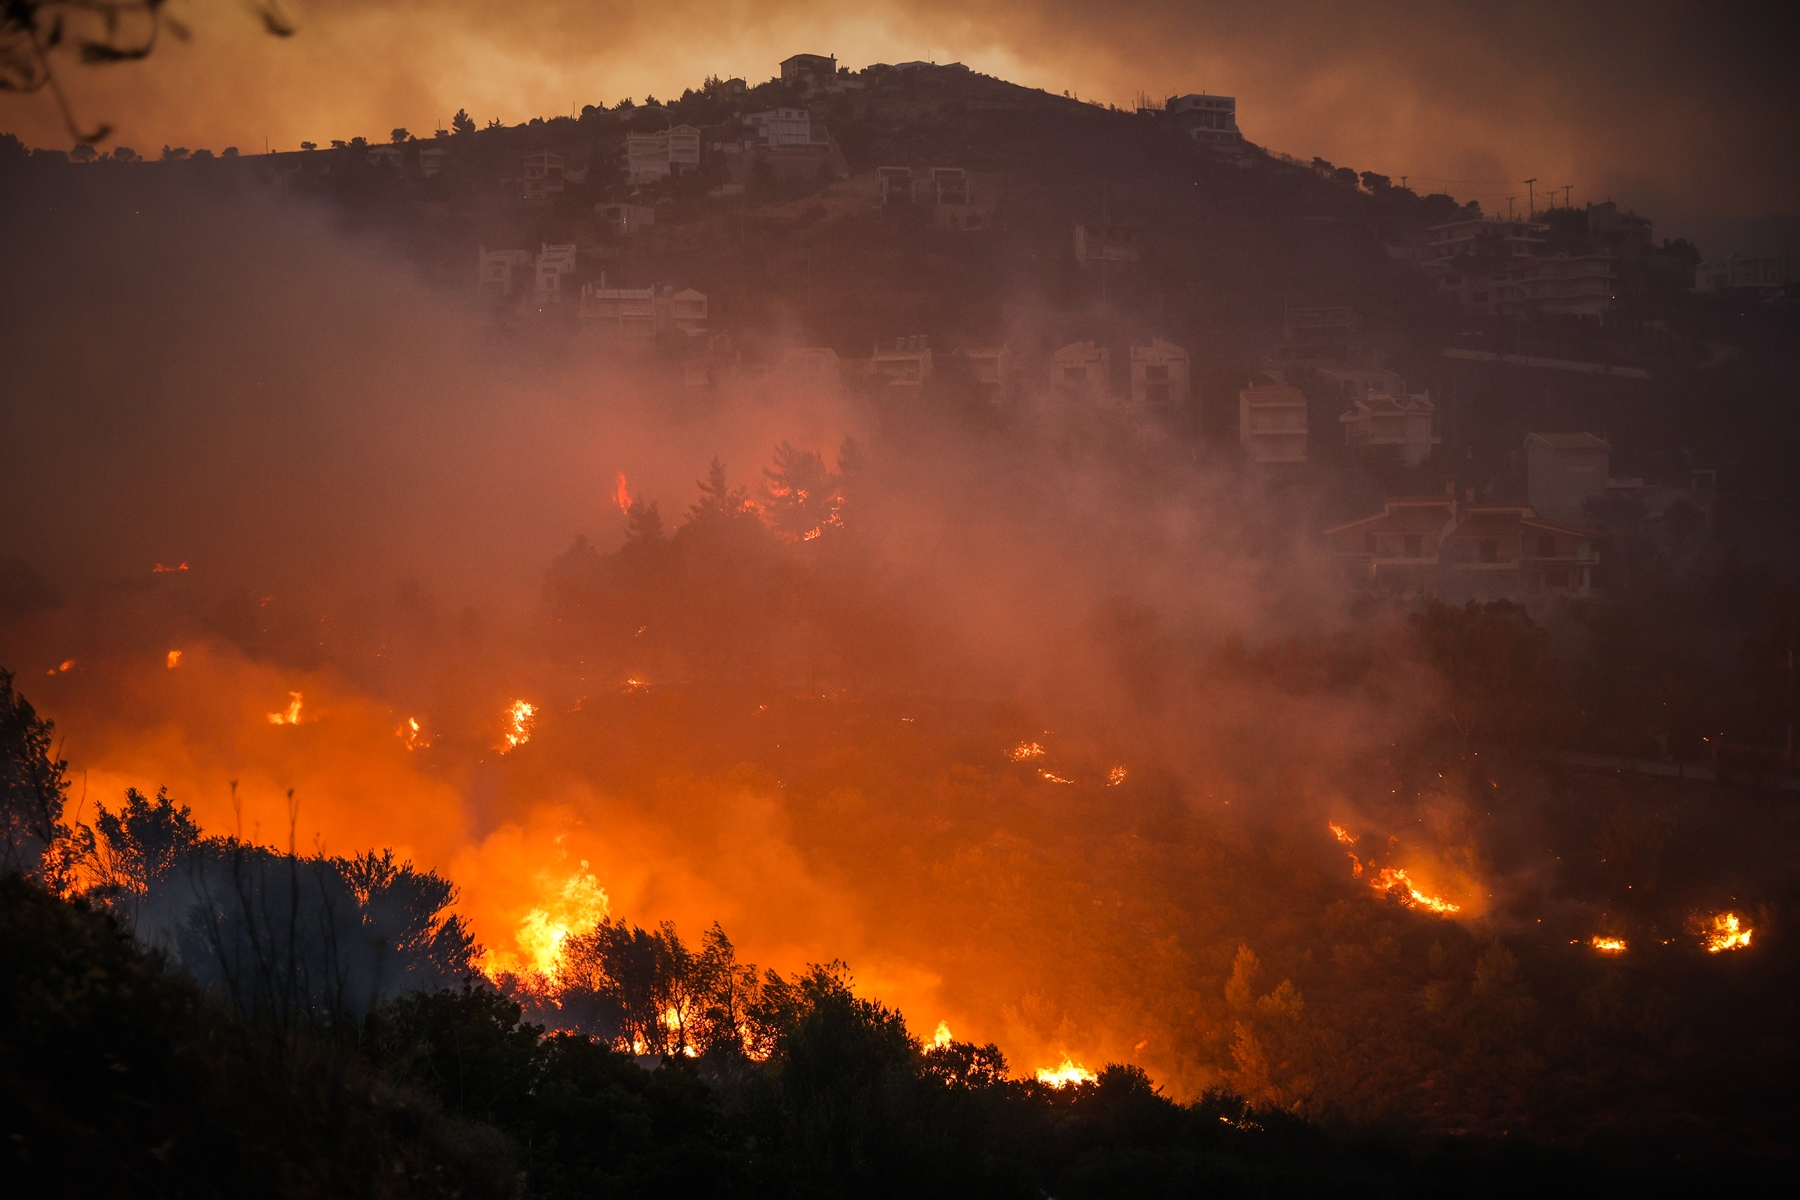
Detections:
[522, 151, 565, 199]
[595, 202, 656, 237]
[476, 247, 533, 297]
[533, 243, 579, 302]
[1238, 382, 1308, 463]
[625, 126, 701, 184]
[1165, 93, 1243, 147]
[1694, 254, 1788, 297]
[780, 53, 837, 90]
[1051, 341, 1111, 403]
[1320, 367, 1436, 465]
[1128, 340, 1189, 411]
[1525, 432, 1610, 522]
[871, 336, 933, 385]
[745, 108, 813, 147]
[579, 282, 708, 341]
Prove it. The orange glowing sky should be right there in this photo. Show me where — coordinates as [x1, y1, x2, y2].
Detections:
[4, 0, 1797, 248]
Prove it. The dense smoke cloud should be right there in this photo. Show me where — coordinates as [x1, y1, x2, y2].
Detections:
[4, 1, 1796, 244]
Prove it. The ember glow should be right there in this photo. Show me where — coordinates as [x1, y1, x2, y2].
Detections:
[614, 471, 632, 513]
[1038, 770, 1073, 784]
[1329, 822, 1357, 845]
[266, 691, 304, 725]
[1700, 912, 1753, 953]
[46, 659, 74, 676]
[1035, 1056, 1097, 1088]
[1008, 741, 1045, 762]
[165, 650, 182, 668]
[1107, 766, 1128, 786]
[1369, 867, 1461, 915]
[397, 716, 429, 750]
[152, 562, 188, 573]
[1591, 936, 1628, 953]
[499, 699, 537, 752]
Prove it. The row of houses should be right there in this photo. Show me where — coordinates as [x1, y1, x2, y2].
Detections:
[1238, 366, 1440, 466]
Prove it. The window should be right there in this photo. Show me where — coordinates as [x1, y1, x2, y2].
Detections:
[1404, 534, 1422, 558]
[1538, 534, 1556, 558]
[1480, 538, 1499, 563]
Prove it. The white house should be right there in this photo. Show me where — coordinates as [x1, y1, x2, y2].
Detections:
[477, 246, 533, 297]
[1129, 340, 1188, 410]
[1238, 382, 1308, 463]
[872, 336, 933, 385]
[534, 243, 579, 302]
[1051, 341, 1110, 403]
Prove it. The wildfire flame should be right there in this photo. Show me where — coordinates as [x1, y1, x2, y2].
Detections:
[1008, 741, 1045, 762]
[614, 472, 632, 513]
[1369, 866, 1460, 915]
[802, 526, 822, 541]
[1107, 766, 1128, 786]
[46, 659, 75, 676]
[932, 1021, 953, 1050]
[1590, 936, 1627, 953]
[621, 677, 648, 693]
[1039, 770, 1073, 784]
[1035, 1055, 1097, 1088]
[500, 699, 537, 752]
[152, 562, 188, 573]
[266, 692, 304, 725]
[166, 650, 182, 669]
[1700, 912, 1752, 953]
[1329, 822, 1357, 845]
[486, 863, 610, 979]
[398, 717, 430, 750]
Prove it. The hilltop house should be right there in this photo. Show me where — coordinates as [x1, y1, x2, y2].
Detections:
[1322, 368, 1436, 465]
[1525, 432, 1611, 522]
[1129, 340, 1189, 411]
[626, 126, 701, 184]
[1324, 492, 1598, 605]
[872, 337, 933, 385]
[780, 53, 837, 91]
[477, 246, 533, 297]
[533, 243, 579, 303]
[1166, 94, 1243, 147]
[1238, 382, 1308, 463]
[1051, 341, 1110, 403]
[523, 151, 565, 199]
[1694, 253, 1787, 297]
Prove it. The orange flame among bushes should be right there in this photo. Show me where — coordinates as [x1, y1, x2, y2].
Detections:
[266, 692, 304, 725]
[1590, 936, 1627, 953]
[1699, 912, 1752, 953]
[1035, 1055, 1097, 1088]
[500, 700, 537, 752]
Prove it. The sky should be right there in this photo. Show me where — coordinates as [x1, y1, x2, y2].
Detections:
[4, 0, 1797, 250]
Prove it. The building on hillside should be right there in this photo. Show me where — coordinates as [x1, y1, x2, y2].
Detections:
[894, 60, 969, 72]
[626, 125, 701, 184]
[1426, 217, 1547, 266]
[367, 145, 403, 169]
[746, 108, 813, 147]
[876, 165, 914, 205]
[523, 151, 565, 199]
[579, 282, 708, 341]
[477, 247, 534, 297]
[780, 53, 837, 90]
[782, 347, 841, 394]
[1322, 492, 1598, 604]
[1128, 340, 1189, 410]
[1166, 94, 1243, 146]
[1273, 306, 1358, 367]
[954, 345, 1012, 403]
[418, 146, 446, 177]
[596, 202, 656, 236]
[1074, 223, 1140, 265]
[533, 243, 579, 302]
[1339, 393, 1438, 465]
[1586, 201, 1652, 244]
[1525, 432, 1610, 522]
[1694, 253, 1788, 297]
[872, 336, 933, 385]
[1051, 341, 1110, 403]
[1238, 382, 1308, 463]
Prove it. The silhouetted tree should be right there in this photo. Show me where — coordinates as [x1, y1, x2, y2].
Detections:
[0, 669, 68, 883]
[451, 108, 476, 135]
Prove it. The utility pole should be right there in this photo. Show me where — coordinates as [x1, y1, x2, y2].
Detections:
[1524, 178, 1537, 217]
[1506, 196, 1516, 221]
[1562, 184, 1573, 209]
[1400, 175, 1408, 191]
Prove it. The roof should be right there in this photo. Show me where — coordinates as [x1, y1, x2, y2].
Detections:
[1526, 431, 1609, 451]
[1519, 516, 1601, 537]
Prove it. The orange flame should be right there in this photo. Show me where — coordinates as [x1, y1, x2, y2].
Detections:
[932, 1021, 953, 1049]
[398, 717, 430, 750]
[1035, 1055, 1097, 1088]
[266, 692, 304, 725]
[1329, 822, 1357, 845]
[152, 562, 188, 573]
[1007, 741, 1045, 762]
[1369, 866, 1460, 915]
[499, 699, 537, 752]
[483, 863, 610, 979]
[165, 650, 182, 669]
[614, 472, 632, 513]
[1590, 936, 1627, 953]
[1700, 912, 1752, 953]
[1106, 766, 1128, 786]
[1039, 770, 1073, 784]
[46, 659, 75, 676]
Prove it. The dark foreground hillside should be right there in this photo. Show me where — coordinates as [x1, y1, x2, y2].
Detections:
[5, 874, 1786, 1198]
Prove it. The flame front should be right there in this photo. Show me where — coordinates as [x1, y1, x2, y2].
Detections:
[1008, 741, 1045, 762]
[1590, 936, 1627, 953]
[398, 717, 429, 750]
[485, 863, 610, 979]
[932, 1021, 953, 1049]
[500, 699, 537, 751]
[266, 691, 304, 725]
[1035, 1055, 1097, 1088]
[1700, 912, 1752, 953]
[1369, 866, 1460, 915]
[1329, 822, 1356, 845]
